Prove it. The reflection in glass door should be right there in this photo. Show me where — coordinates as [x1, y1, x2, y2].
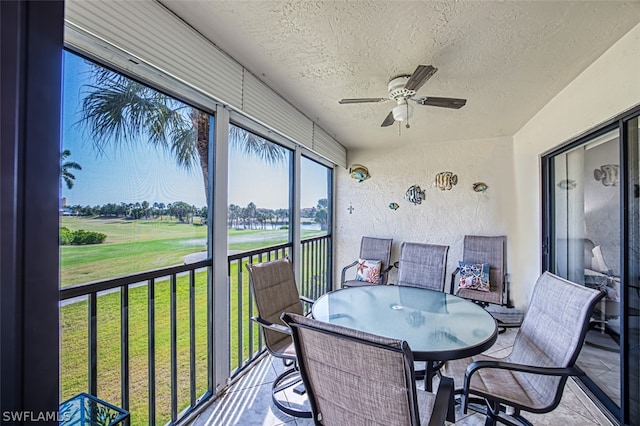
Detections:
[551, 129, 621, 408]
[625, 116, 639, 421]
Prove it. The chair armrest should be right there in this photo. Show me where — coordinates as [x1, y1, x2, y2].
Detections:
[377, 263, 395, 285]
[299, 295, 315, 306]
[381, 263, 395, 275]
[427, 376, 454, 426]
[449, 267, 460, 294]
[465, 360, 584, 379]
[462, 360, 584, 413]
[464, 360, 583, 397]
[340, 260, 359, 284]
[251, 316, 290, 334]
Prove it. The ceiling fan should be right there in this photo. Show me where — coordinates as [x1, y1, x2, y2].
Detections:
[338, 65, 466, 128]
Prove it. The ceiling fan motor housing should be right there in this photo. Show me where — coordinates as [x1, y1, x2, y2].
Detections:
[387, 76, 416, 101]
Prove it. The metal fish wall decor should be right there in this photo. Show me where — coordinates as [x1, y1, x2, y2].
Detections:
[405, 185, 426, 205]
[388, 202, 400, 211]
[349, 164, 371, 182]
[434, 171, 458, 191]
[594, 164, 619, 187]
[472, 182, 488, 193]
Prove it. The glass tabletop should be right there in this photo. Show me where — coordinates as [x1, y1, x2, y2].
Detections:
[312, 285, 498, 361]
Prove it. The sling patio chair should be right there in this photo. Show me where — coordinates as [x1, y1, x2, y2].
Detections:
[443, 271, 604, 426]
[282, 312, 454, 426]
[395, 242, 449, 291]
[450, 235, 521, 330]
[245, 258, 314, 418]
[393, 241, 450, 391]
[341, 236, 393, 288]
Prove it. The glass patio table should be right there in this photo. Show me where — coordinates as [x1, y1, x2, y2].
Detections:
[311, 285, 498, 391]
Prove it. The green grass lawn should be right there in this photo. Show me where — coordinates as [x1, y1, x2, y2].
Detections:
[61, 217, 325, 287]
[61, 272, 209, 426]
[59, 216, 328, 425]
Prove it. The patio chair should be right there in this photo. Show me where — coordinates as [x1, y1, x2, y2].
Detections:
[341, 236, 393, 288]
[450, 235, 519, 328]
[393, 241, 449, 390]
[444, 272, 604, 426]
[245, 258, 314, 418]
[395, 242, 449, 291]
[282, 312, 454, 426]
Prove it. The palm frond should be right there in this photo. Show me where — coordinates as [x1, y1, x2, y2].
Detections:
[169, 126, 198, 170]
[62, 161, 82, 171]
[63, 174, 75, 189]
[229, 125, 287, 164]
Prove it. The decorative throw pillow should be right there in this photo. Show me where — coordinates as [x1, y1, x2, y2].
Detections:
[355, 259, 382, 283]
[458, 262, 490, 292]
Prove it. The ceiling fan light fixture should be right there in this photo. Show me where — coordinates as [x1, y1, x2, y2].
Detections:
[392, 101, 414, 122]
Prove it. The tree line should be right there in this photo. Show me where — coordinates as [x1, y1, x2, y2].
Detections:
[228, 199, 328, 230]
[64, 201, 206, 223]
[65, 198, 328, 230]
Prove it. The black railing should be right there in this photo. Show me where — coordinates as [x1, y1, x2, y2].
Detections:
[300, 235, 332, 300]
[59, 234, 332, 425]
[59, 260, 213, 426]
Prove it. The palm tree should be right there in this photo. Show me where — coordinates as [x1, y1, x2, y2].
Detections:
[77, 64, 286, 203]
[228, 204, 241, 228]
[315, 198, 329, 230]
[61, 149, 82, 189]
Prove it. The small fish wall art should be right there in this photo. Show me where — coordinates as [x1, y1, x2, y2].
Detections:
[349, 164, 370, 182]
[594, 164, 619, 187]
[434, 171, 458, 191]
[388, 202, 400, 211]
[405, 185, 426, 205]
[472, 182, 488, 193]
[557, 179, 576, 190]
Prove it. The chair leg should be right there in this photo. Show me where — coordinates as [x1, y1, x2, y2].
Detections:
[425, 362, 435, 392]
[271, 367, 312, 418]
[511, 410, 534, 426]
[464, 397, 533, 426]
[484, 401, 499, 426]
[487, 403, 533, 426]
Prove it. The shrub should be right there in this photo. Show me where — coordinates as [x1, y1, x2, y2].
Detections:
[60, 227, 74, 245]
[60, 228, 107, 245]
[279, 225, 289, 230]
[71, 229, 107, 245]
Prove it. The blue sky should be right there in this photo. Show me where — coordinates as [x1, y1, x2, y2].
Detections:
[61, 52, 328, 210]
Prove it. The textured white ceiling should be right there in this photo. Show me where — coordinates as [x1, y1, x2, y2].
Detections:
[161, 0, 640, 150]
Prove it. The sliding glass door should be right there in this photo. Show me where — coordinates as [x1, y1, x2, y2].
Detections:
[543, 105, 640, 425]
[624, 115, 639, 422]
[551, 129, 621, 409]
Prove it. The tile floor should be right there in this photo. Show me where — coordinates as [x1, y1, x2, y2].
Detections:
[578, 330, 621, 407]
[188, 328, 615, 426]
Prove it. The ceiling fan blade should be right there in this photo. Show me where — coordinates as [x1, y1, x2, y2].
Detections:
[381, 111, 395, 127]
[404, 65, 437, 92]
[414, 96, 467, 109]
[339, 98, 388, 104]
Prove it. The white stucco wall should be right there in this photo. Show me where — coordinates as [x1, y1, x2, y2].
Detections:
[333, 23, 640, 308]
[511, 23, 640, 306]
[334, 136, 516, 297]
